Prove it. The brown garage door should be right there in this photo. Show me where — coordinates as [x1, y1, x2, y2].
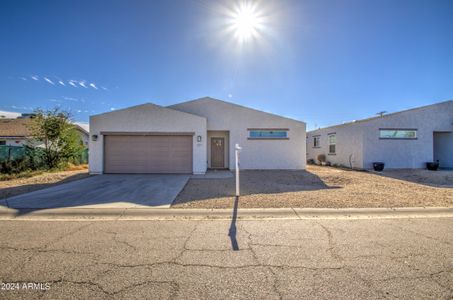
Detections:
[104, 135, 193, 174]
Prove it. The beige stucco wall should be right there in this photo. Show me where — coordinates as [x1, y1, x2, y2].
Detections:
[169, 98, 306, 170]
[362, 101, 453, 169]
[307, 100, 453, 169]
[89, 103, 207, 174]
[307, 124, 364, 169]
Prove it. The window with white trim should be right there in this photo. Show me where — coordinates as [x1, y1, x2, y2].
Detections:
[379, 129, 417, 139]
[328, 134, 336, 154]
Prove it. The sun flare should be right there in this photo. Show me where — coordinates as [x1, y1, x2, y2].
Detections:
[231, 3, 262, 42]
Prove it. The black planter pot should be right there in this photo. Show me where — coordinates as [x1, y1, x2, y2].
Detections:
[426, 162, 439, 171]
[372, 162, 385, 172]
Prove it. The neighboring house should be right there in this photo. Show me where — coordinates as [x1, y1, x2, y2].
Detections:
[0, 110, 21, 119]
[0, 115, 89, 147]
[89, 97, 306, 174]
[74, 124, 89, 147]
[0, 118, 31, 146]
[307, 100, 453, 169]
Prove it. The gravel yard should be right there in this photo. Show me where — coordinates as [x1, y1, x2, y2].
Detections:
[172, 166, 453, 208]
[378, 168, 453, 187]
[0, 169, 89, 200]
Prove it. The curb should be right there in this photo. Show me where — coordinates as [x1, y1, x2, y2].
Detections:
[0, 207, 452, 220]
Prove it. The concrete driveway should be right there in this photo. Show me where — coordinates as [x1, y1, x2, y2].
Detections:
[1, 174, 190, 209]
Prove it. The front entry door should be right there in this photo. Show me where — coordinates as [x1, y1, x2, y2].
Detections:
[211, 137, 225, 168]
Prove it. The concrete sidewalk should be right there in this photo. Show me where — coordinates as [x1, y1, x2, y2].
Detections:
[0, 206, 452, 220]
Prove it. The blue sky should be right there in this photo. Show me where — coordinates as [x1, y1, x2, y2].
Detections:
[1, 0, 452, 130]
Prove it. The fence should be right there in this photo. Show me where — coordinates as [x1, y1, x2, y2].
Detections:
[0, 145, 88, 165]
[0, 146, 27, 162]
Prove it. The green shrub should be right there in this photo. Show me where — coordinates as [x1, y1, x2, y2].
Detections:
[30, 108, 85, 169]
[1, 158, 30, 174]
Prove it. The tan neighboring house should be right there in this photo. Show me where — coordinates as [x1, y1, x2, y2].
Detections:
[0, 118, 32, 146]
[89, 97, 307, 174]
[0, 116, 89, 147]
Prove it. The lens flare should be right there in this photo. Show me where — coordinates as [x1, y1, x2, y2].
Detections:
[231, 2, 262, 43]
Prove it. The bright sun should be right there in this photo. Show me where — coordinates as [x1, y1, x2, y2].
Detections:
[231, 3, 261, 42]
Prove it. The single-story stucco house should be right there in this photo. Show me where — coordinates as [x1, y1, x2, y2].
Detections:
[307, 100, 453, 169]
[0, 115, 89, 147]
[0, 117, 31, 146]
[89, 97, 306, 174]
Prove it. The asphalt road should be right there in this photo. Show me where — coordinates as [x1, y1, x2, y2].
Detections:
[0, 218, 452, 299]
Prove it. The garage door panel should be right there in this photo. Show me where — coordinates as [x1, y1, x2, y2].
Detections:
[104, 135, 193, 173]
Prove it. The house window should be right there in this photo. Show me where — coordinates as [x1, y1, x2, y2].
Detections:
[313, 136, 320, 148]
[379, 129, 417, 139]
[248, 129, 288, 139]
[328, 134, 336, 154]
[0, 140, 5, 146]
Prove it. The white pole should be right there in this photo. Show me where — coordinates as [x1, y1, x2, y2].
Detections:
[235, 144, 241, 197]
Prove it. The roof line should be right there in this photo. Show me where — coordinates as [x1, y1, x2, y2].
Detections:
[73, 124, 89, 134]
[90, 102, 206, 120]
[168, 96, 306, 125]
[90, 103, 155, 118]
[308, 99, 453, 133]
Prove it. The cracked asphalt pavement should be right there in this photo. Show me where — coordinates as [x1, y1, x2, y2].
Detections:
[0, 218, 452, 299]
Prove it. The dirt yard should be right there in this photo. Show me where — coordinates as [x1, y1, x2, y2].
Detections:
[172, 166, 453, 208]
[0, 169, 89, 199]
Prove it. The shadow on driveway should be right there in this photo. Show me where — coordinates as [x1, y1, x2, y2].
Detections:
[0, 173, 89, 200]
[0, 174, 190, 216]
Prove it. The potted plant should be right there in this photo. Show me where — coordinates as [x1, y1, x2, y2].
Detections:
[317, 154, 327, 166]
[372, 162, 385, 172]
[426, 161, 439, 171]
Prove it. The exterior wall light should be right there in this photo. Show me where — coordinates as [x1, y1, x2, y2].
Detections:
[91, 134, 98, 141]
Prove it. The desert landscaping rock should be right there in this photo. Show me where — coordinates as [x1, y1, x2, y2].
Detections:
[172, 165, 453, 208]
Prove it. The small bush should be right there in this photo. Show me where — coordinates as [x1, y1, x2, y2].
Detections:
[1, 158, 31, 174]
[317, 154, 326, 163]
